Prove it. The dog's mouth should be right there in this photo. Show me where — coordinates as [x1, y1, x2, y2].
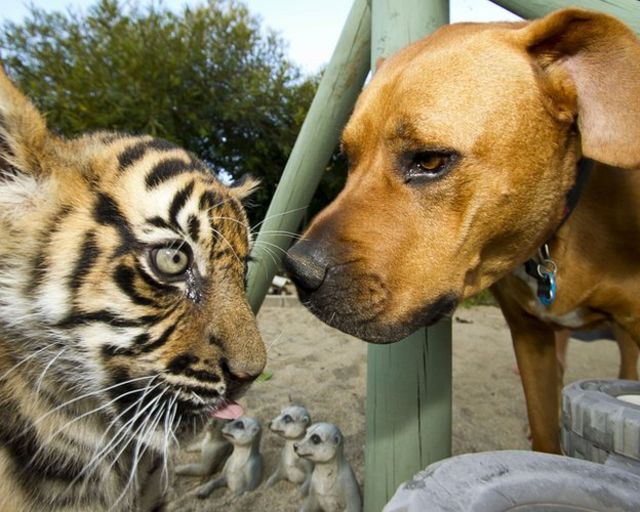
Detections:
[298, 285, 458, 343]
[285, 247, 458, 342]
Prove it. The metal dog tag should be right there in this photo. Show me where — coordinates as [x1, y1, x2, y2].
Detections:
[537, 269, 556, 306]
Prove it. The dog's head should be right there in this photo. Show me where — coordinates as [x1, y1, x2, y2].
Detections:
[285, 8, 640, 342]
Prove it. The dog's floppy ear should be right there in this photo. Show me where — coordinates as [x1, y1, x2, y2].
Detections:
[517, 8, 640, 169]
[0, 66, 51, 177]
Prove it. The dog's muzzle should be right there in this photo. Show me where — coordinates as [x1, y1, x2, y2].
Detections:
[284, 240, 386, 338]
[284, 241, 457, 343]
[283, 240, 329, 293]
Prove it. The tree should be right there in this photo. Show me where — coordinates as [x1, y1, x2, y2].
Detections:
[0, 0, 345, 223]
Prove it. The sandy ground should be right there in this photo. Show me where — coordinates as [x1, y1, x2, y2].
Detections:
[167, 302, 625, 511]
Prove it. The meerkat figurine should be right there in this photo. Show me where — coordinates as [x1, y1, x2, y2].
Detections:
[196, 417, 263, 499]
[267, 405, 314, 494]
[295, 422, 361, 512]
[175, 418, 232, 477]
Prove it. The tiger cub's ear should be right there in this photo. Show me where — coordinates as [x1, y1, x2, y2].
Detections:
[0, 66, 51, 178]
[230, 174, 260, 201]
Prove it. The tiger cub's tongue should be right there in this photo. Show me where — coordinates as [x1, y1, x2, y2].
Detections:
[212, 400, 244, 420]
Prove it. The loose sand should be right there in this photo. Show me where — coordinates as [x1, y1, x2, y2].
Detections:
[167, 302, 624, 511]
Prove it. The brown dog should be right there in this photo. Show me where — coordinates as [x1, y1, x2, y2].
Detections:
[284, 8, 640, 454]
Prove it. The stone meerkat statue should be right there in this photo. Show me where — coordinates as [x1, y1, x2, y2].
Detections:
[295, 422, 361, 512]
[267, 405, 314, 494]
[196, 417, 263, 499]
[175, 418, 232, 477]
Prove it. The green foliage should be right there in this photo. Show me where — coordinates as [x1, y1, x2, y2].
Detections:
[0, 0, 345, 223]
[460, 289, 497, 308]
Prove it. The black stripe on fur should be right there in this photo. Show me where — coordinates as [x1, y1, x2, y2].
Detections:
[168, 181, 195, 229]
[146, 216, 173, 230]
[118, 138, 178, 172]
[101, 344, 136, 358]
[93, 193, 138, 257]
[57, 310, 148, 328]
[187, 214, 200, 242]
[164, 355, 222, 384]
[102, 332, 154, 358]
[145, 158, 198, 189]
[69, 231, 100, 291]
[198, 190, 222, 211]
[113, 264, 157, 307]
[140, 323, 177, 353]
[27, 205, 73, 294]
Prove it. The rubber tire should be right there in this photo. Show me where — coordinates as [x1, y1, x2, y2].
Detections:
[562, 379, 640, 474]
[382, 450, 640, 512]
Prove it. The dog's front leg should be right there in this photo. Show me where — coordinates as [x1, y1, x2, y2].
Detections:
[493, 287, 560, 453]
[511, 323, 560, 453]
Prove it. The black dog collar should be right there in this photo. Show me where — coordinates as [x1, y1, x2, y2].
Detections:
[524, 158, 594, 306]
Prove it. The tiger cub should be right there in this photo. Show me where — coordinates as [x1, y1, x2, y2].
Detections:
[0, 67, 266, 511]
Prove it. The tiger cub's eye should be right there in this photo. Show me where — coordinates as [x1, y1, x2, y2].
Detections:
[151, 246, 191, 277]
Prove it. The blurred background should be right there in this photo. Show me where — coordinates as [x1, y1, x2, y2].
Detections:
[0, 0, 518, 224]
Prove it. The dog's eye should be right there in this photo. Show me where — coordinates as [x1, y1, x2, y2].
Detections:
[310, 434, 321, 445]
[417, 153, 446, 171]
[283, 415, 293, 423]
[406, 151, 457, 182]
[149, 243, 192, 279]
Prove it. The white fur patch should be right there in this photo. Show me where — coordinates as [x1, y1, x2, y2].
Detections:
[512, 266, 588, 329]
[0, 172, 46, 220]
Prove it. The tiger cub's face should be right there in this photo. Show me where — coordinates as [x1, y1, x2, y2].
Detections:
[0, 70, 265, 443]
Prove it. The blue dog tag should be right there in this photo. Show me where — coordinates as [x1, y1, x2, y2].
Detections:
[537, 271, 556, 306]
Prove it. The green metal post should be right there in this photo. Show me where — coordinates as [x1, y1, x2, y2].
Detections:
[490, 0, 640, 34]
[245, 0, 372, 313]
[364, 2, 451, 512]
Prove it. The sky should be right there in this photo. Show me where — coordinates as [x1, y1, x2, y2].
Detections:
[0, 0, 520, 73]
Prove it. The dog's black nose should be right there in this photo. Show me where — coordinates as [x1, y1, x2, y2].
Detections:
[283, 241, 328, 292]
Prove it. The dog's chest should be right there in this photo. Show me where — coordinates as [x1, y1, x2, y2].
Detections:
[511, 266, 589, 329]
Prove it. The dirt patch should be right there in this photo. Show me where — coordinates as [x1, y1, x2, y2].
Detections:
[167, 304, 624, 511]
